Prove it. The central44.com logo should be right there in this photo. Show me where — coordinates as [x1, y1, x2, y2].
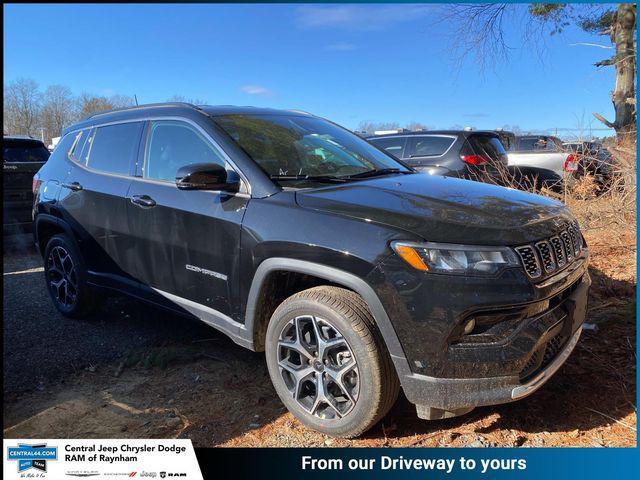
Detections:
[6, 444, 58, 473]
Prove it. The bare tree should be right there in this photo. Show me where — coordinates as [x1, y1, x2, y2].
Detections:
[357, 121, 402, 135]
[443, 3, 515, 71]
[441, 3, 637, 139]
[77, 93, 135, 119]
[501, 124, 523, 135]
[589, 4, 636, 138]
[167, 95, 208, 105]
[108, 94, 136, 109]
[356, 121, 377, 135]
[405, 121, 432, 131]
[3, 79, 139, 143]
[76, 94, 112, 119]
[3, 86, 14, 135]
[4, 78, 42, 137]
[358, 120, 434, 134]
[41, 85, 76, 141]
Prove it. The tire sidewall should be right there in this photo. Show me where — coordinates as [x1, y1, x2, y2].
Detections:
[43, 234, 90, 317]
[265, 296, 384, 437]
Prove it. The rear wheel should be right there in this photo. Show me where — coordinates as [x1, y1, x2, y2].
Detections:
[265, 286, 399, 438]
[43, 234, 103, 318]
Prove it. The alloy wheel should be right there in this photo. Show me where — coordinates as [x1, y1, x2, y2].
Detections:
[47, 245, 78, 308]
[277, 315, 359, 420]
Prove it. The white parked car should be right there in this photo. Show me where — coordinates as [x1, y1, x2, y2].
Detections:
[497, 133, 577, 191]
[508, 135, 576, 175]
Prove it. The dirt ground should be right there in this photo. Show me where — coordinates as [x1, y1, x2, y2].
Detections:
[3, 214, 637, 448]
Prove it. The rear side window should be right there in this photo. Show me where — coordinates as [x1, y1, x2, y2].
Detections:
[144, 121, 227, 182]
[46, 133, 76, 164]
[69, 129, 92, 164]
[406, 136, 456, 157]
[467, 135, 507, 160]
[369, 137, 407, 159]
[3, 140, 50, 163]
[86, 122, 144, 175]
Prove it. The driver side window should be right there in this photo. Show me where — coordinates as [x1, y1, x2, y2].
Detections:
[144, 121, 227, 182]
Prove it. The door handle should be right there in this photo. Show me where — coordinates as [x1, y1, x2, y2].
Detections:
[62, 182, 83, 191]
[130, 194, 156, 207]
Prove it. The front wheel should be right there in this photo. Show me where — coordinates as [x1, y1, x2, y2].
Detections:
[265, 286, 399, 438]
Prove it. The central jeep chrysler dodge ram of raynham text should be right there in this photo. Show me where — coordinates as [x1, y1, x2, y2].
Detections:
[33, 103, 590, 437]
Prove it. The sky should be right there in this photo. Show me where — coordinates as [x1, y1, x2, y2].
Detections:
[4, 3, 616, 136]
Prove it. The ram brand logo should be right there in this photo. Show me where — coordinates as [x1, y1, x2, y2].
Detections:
[185, 264, 227, 281]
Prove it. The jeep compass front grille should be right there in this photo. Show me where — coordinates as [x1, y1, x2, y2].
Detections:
[535, 241, 556, 273]
[549, 236, 566, 267]
[514, 246, 541, 278]
[515, 222, 584, 279]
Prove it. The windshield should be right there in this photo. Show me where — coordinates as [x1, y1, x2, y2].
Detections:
[469, 134, 507, 161]
[212, 114, 410, 184]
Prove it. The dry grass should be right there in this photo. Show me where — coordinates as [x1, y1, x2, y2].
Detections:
[566, 135, 636, 279]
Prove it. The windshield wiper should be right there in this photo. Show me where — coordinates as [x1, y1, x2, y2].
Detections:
[269, 174, 347, 183]
[346, 168, 410, 179]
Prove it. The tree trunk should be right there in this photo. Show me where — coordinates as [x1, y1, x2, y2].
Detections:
[611, 4, 636, 141]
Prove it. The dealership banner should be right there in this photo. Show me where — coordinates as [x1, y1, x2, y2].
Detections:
[5, 441, 640, 479]
[3, 439, 202, 479]
[193, 448, 640, 479]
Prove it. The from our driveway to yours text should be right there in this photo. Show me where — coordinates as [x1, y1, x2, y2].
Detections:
[302, 455, 527, 474]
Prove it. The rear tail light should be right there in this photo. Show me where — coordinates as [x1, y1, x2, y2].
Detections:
[564, 154, 578, 172]
[32, 177, 40, 194]
[461, 154, 489, 166]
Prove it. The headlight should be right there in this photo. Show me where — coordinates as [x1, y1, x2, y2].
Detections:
[391, 241, 519, 275]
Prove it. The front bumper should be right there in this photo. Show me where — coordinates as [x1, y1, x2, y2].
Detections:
[511, 326, 581, 400]
[399, 272, 590, 411]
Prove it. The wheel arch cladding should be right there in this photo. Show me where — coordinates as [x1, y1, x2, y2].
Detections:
[244, 258, 410, 377]
[35, 215, 70, 255]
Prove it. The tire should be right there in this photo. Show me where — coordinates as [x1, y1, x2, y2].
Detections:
[43, 234, 103, 318]
[265, 286, 400, 438]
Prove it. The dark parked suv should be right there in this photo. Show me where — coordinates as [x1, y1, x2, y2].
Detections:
[33, 103, 590, 437]
[367, 130, 509, 184]
[4, 135, 50, 234]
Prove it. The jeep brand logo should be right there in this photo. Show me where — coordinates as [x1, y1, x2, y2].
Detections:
[552, 218, 566, 229]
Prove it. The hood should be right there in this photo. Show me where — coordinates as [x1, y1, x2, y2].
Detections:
[295, 173, 575, 246]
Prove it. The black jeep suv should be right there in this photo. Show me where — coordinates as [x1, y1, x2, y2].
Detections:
[33, 103, 590, 437]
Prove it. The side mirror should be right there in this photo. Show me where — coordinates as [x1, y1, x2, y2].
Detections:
[175, 163, 240, 192]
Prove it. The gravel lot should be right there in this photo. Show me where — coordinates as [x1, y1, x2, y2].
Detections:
[3, 236, 220, 395]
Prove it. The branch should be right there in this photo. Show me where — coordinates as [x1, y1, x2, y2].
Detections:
[595, 56, 616, 67]
[596, 53, 636, 67]
[569, 42, 613, 49]
[593, 112, 615, 129]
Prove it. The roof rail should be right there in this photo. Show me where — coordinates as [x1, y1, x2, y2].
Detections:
[85, 102, 202, 120]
